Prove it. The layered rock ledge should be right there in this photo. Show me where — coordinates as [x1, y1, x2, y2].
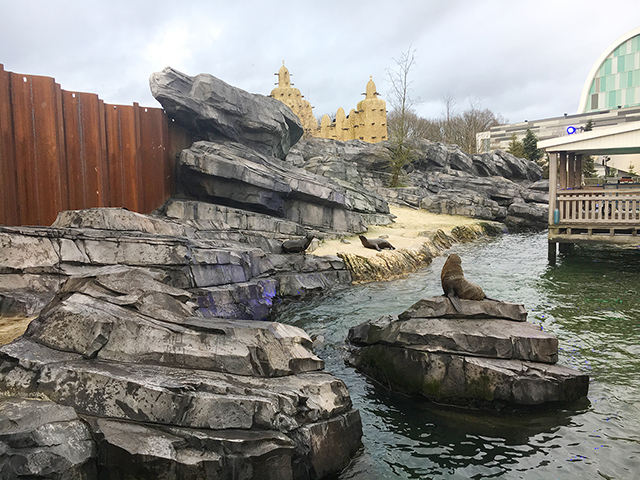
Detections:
[348, 296, 589, 408]
[0, 269, 362, 479]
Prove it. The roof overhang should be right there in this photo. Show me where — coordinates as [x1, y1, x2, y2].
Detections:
[538, 121, 640, 155]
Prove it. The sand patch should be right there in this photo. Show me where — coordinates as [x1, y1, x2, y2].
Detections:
[0, 316, 35, 345]
[311, 205, 479, 257]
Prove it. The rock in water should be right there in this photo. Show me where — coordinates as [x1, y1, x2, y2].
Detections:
[347, 296, 589, 409]
[150, 67, 304, 159]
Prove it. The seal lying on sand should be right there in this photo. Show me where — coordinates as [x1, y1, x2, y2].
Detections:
[440, 253, 486, 312]
[282, 234, 315, 254]
[359, 235, 395, 251]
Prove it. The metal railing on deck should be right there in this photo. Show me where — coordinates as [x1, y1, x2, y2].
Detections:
[557, 190, 640, 224]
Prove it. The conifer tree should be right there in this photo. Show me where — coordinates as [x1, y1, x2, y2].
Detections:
[506, 133, 524, 158]
[522, 128, 543, 163]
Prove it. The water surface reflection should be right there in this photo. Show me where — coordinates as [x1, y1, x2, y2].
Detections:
[275, 232, 640, 479]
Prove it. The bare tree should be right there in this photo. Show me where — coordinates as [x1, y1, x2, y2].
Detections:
[385, 46, 420, 187]
[440, 93, 457, 144]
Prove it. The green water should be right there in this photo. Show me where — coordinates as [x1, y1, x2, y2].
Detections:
[274, 232, 640, 479]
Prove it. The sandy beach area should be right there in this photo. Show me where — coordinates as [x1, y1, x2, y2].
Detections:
[311, 205, 479, 257]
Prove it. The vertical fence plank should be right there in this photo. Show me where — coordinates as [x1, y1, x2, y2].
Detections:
[0, 64, 20, 225]
[62, 91, 109, 210]
[10, 72, 66, 225]
[105, 104, 142, 211]
[138, 105, 171, 213]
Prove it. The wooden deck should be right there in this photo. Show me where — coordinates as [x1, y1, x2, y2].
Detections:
[550, 187, 640, 245]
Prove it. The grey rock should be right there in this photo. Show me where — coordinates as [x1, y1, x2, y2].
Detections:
[347, 296, 588, 408]
[288, 137, 547, 229]
[398, 296, 528, 321]
[26, 271, 322, 377]
[0, 397, 96, 479]
[348, 315, 557, 363]
[0, 206, 354, 320]
[150, 67, 303, 159]
[177, 141, 389, 232]
[0, 339, 354, 433]
[0, 266, 363, 478]
[349, 345, 589, 406]
[87, 417, 295, 480]
[506, 202, 548, 229]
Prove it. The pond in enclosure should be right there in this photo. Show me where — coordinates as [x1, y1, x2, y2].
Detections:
[274, 231, 640, 479]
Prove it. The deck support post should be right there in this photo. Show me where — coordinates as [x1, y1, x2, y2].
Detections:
[559, 242, 573, 254]
[548, 241, 557, 264]
[559, 152, 567, 189]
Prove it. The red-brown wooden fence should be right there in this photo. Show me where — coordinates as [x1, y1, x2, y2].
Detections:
[0, 64, 191, 226]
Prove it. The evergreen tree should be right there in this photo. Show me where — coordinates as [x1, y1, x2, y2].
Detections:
[584, 119, 594, 131]
[522, 128, 543, 163]
[582, 156, 597, 178]
[506, 133, 524, 158]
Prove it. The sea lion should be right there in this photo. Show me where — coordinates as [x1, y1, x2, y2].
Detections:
[440, 253, 486, 312]
[359, 235, 395, 251]
[282, 234, 315, 254]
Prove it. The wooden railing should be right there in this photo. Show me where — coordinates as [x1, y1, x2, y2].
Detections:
[557, 189, 640, 224]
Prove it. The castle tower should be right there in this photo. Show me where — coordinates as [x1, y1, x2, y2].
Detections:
[353, 76, 387, 143]
[270, 62, 318, 137]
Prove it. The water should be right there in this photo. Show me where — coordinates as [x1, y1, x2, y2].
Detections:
[274, 232, 640, 479]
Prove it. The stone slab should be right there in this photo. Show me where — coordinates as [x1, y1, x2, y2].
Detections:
[399, 296, 527, 321]
[0, 340, 351, 432]
[349, 314, 558, 364]
[350, 344, 589, 406]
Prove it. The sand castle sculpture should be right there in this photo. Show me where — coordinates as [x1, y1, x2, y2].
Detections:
[270, 62, 387, 143]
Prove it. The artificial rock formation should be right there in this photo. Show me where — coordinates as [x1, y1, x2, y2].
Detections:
[348, 296, 589, 408]
[150, 66, 303, 160]
[287, 137, 548, 229]
[0, 268, 363, 479]
[0, 207, 354, 321]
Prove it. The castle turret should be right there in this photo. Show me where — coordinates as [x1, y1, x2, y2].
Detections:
[269, 66, 387, 143]
[270, 62, 318, 137]
[353, 76, 387, 143]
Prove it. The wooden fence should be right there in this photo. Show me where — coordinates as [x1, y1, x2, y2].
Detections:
[0, 64, 191, 226]
[557, 190, 640, 225]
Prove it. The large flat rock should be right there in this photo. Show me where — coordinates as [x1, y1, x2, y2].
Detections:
[399, 296, 527, 321]
[25, 271, 323, 377]
[1, 339, 350, 431]
[347, 296, 588, 408]
[86, 417, 294, 479]
[178, 141, 387, 231]
[349, 344, 589, 406]
[150, 67, 303, 159]
[349, 314, 558, 364]
[0, 397, 96, 479]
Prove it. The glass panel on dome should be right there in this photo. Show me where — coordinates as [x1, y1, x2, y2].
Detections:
[618, 55, 626, 72]
[605, 58, 613, 75]
[626, 88, 635, 106]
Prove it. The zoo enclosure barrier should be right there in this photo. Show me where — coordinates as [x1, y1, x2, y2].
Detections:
[0, 64, 191, 227]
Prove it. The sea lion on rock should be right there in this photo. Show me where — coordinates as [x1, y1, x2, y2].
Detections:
[359, 235, 395, 251]
[282, 234, 315, 254]
[440, 253, 486, 312]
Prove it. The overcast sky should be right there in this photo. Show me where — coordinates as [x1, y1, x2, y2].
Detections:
[2, 0, 640, 124]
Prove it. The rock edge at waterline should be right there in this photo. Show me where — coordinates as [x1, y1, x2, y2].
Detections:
[347, 296, 589, 409]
